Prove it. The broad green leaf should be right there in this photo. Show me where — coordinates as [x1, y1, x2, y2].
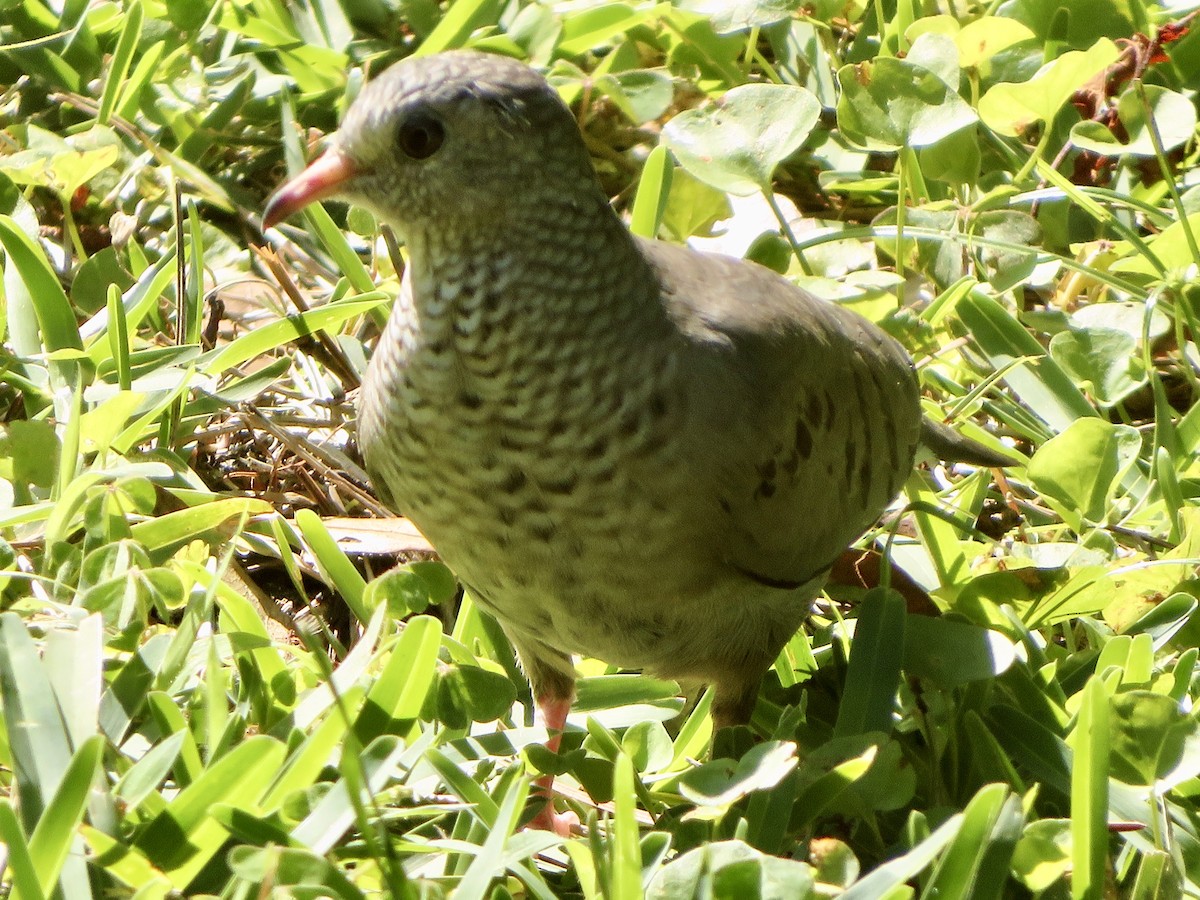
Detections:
[791, 746, 877, 830]
[631, 145, 673, 239]
[954, 17, 1036, 68]
[435, 664, 518, 728]
[679, 741, 798, 807]
[677, 0, 799, 34]
[557, 4, 660, 55]
[978, 39, 1119, 136]
[1108, 691, 1200, 788]
[0, 128, 120, 197]
[228, 846, 366, 899]
[646, 840, 816, 899]
[903, 617, 1016, 687]
[1027, 418, 1141, 528]
[905, 31, 961, 88]
[660, 166, 730, 242]
[597, 70, 674, 125]
[836, 57, 977, 150]
[622, 720, 673, 774]
[663, 84, 820, 195]
[1113, 212, 1200, 276]
[1010, 819, 1071, 894]
[1049, 325, 1147, 408]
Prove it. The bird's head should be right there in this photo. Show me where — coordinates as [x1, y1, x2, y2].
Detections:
[263, 51, 597, 234]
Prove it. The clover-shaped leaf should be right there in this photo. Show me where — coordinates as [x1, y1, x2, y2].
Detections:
[978, 39, 1118, 137]
[1071, 84, 1198, 157]
[677, 0, 801, 35]
[836, 57, 977, 150]
[1049, 325, 1148, 408]
[1027, 418, 1141, 529]
[663, 84, 820, 196]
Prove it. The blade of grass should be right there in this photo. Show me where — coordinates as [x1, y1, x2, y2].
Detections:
[1070, 677, 1110, 900]
[294, 508, 370, 625]
[834, 587, 905, 738]
[97, 0, 142, 125]
[0, 799, 46, 900]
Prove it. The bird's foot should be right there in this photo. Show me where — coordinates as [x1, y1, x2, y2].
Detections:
[527, 767, 581, 835]
[527, 800, 581, 836]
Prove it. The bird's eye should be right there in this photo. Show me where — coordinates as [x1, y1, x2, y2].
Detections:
[396, 115, 444, 160]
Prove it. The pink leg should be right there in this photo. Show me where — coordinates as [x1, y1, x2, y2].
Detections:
[526, 694, 580, 836]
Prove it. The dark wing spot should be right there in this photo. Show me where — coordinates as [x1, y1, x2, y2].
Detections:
[458, 391, 483, 410]
[641, 431, 669, 454]
[541, 473, 577, 495]
[806, 392, 823, 429]
[584, 437, 609, 460]
[500, 469, 527, 494]
[858, 457, 873, 501]
[649, 392, 668, 419]
[794, 420, 813, 459]
[757, 480, 777, 499]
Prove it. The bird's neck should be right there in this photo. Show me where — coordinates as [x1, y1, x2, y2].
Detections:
[401, 197, 669, 367]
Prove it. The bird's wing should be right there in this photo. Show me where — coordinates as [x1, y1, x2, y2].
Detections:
[640, 239, 922, 588]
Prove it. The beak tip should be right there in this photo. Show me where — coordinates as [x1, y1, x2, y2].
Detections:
[261, 150, 356, 233]
[261, 201, 284, 232]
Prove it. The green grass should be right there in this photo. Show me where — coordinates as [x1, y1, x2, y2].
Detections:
[2, 0, 1200, 896]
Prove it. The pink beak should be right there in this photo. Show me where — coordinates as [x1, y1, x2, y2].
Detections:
[262, 151, 358, 230]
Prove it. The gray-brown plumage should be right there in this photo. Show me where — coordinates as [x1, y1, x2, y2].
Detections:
[264, 51, 1003, 826]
